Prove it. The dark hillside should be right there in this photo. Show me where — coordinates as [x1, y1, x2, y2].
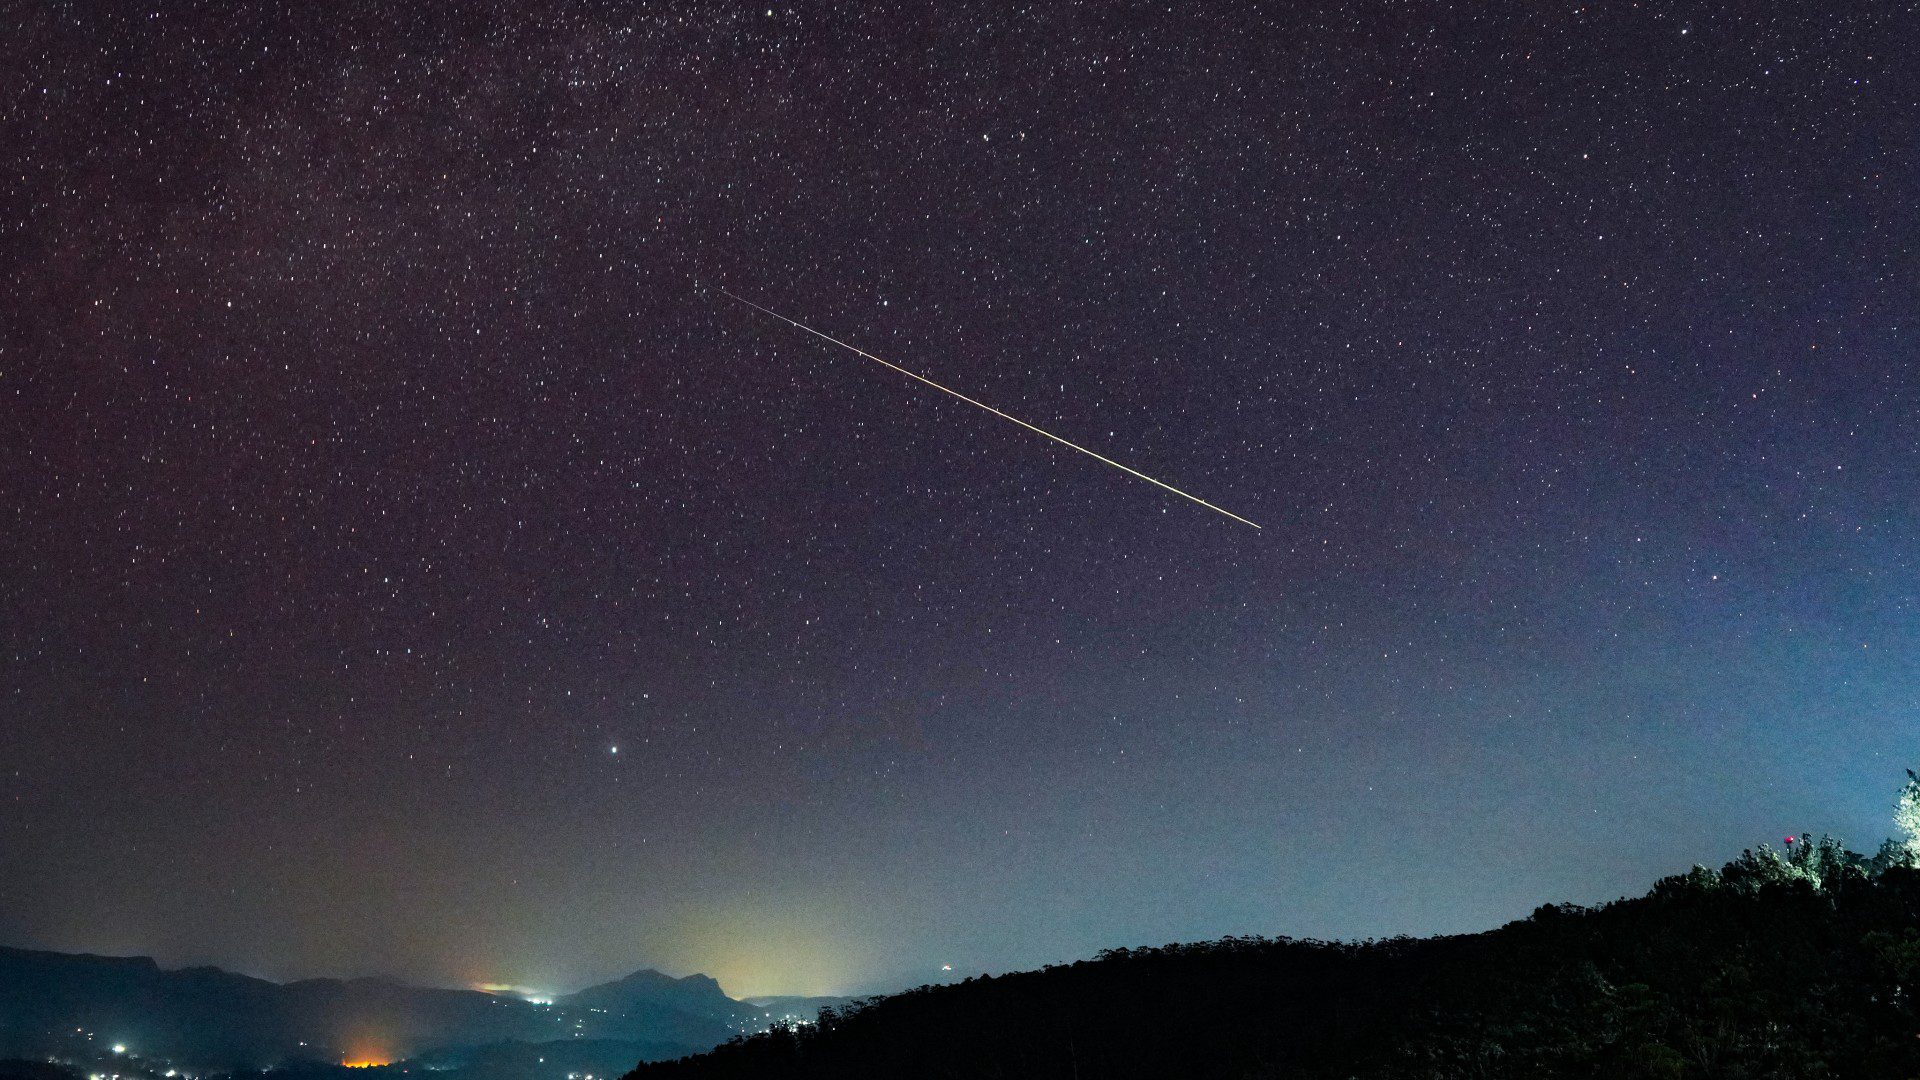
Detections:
[630, 841, 1920, 1079]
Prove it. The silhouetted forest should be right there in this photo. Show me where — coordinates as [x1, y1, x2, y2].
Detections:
[629, 836, 1920, 1079]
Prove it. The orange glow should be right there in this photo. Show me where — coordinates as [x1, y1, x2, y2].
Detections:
[340, 1036, 393, 1068]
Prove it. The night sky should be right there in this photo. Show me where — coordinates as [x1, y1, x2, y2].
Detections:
[3, 3, 1916, 999]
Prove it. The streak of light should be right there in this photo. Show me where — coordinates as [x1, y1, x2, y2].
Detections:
[716, 288, 1261, 529]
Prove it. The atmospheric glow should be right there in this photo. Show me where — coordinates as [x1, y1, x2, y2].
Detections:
[473, 982, 555, 1003]
[341, 1035, 393, 1068]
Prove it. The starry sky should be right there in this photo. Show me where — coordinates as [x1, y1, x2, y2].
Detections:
[2, 2, 1916, 999]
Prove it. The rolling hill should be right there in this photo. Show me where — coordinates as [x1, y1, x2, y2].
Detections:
[629, 839, 1920, 1079]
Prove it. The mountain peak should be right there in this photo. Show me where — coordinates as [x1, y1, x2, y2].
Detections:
[612, 968, 675, 983]
[561, 969, 739, 1015]
[593, 968, 722, 991]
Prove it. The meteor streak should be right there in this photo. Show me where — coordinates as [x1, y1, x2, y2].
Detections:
[717, 288, 1261, 529]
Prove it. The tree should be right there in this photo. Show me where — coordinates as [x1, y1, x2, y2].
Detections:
[1895, 769, 1920, 866]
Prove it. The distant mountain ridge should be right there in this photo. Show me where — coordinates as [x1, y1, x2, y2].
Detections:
[0, 946, 783, 1071]
[564, 969, 739, 1014]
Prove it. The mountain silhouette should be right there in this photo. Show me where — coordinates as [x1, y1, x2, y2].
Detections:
[559, 970, 764, 1048]
[0, 949, 756, 1070]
